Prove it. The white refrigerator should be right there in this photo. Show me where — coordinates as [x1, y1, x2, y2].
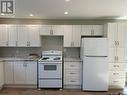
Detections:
[82, 38, 108, 91]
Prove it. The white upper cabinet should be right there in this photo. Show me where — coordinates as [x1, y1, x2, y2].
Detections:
[40, 25, 52, 35]
[107, 23, 117, 48]
[117, 23, 126, 48]
[27, 25, 41, 47]
[64, 25, 81, 47]
[7, 25, 17, 47]
[40, 25, 64, 36]
[81, 25, 92, 36]
[107, 23, 126, 48]
[17, 25, 28, 47]
[52, 25, 64, 35]
[0, 24, 41, 47]
[0, 25, 8, 46]
[81, 25, 103, 36]
[17, 25, 41, 47]
[64, 25, 72, 47]
[72, 25, 81, 47]
[92, 25, 104, 36]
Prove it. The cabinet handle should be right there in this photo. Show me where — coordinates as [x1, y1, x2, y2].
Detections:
[16, 41, 18, 46]
[115, 56, 118, 61]
[50, 29, 53, 35]
[27, 42, 29, 47]
[91, 30, 94, 35]
[27, 42, 30, 47]
[115, 41, 117, 46]
[70, 80, 76, 82]
[91, 30, 93, 35]
[72, 42, 74, 47]
[113, 81, 118, 83]
[6, 41, 9, 46]
[71, 42, 73, 47]
[70, 73, 76, 74]
[114, 65, 119, 67]
[29, 42, 30, 47]
[117, 41, 119, 46]
[113, 73, 119, 75]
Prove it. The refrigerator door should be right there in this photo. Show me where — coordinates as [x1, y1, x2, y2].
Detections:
[82, 38, 108, 56]
[83, 56, 108, 91]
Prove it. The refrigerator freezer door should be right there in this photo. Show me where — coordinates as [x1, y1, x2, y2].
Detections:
[82, 38, 108, 56]
[83, 56, 108, 91]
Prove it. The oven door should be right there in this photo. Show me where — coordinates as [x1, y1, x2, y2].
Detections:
[39, 62, 62, 78]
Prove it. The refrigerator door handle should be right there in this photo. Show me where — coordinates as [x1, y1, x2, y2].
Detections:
[85, 56, 108, 57]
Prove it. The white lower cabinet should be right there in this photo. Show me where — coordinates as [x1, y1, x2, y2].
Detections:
[108, 63, 125, 89]
[0, 61, 4, 89]
[4, 61, 14, 84]
[64, 61, 82, 89]
[4, 60, 37, 87]
[14, 61, 26, 84]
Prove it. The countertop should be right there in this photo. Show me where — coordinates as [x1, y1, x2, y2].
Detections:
[0, 57, 39, 62]
[64, 58, 83, 62]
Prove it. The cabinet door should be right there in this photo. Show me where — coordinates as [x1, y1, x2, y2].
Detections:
[64, 25, 72, 47]
[117, 23, 126, 48]
[72, 25, 81, 47]
[28, 25, 41, 47]
[108, 48, 116, 63]
[26, 62, 37, 85]
[0, 62, 4, 87]
[0, 25, 8, 46]
[40, 25, 52, 35]
[52, 25, 64, 35]
[17, 25, 28, 47]
[14, 61, 26, 84]
[107, 23, 117, 48]
[4, 61, 14, 84]
[7, 25, 17, 47]
[116, 48, 126, 63]
[92, 25, 103, 36]
[81, 25, 92, 36]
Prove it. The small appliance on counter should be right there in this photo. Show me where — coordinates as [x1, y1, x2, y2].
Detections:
[38, 50, 63, 89]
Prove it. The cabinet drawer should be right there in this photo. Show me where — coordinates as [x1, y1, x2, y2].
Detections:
[64, 70, 81, 77]
[64, 77, 81, 85]
[109, 71, 125, 78]
[64, 62, 81, 70]
[109, 78, 125, 89]
[109, 63, 125, 71]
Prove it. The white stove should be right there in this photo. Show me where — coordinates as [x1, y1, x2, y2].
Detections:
[38, 50, 63, 89]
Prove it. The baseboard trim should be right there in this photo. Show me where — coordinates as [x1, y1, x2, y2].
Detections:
[4, 84, 37, 88]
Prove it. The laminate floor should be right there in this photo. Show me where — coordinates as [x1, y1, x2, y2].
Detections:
[0, 88, 125, 95]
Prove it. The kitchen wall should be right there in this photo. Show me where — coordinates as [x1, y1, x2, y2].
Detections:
[41, 36, 63, 51]
[0, 36, 63, 58]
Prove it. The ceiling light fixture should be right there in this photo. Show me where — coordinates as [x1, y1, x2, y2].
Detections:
[65, 0, 71, 2]
[64, 12, 69, 15]
[29, 14, 34, 16]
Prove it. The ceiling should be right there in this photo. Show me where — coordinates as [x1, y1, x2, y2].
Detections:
[1, 0, 127, 19]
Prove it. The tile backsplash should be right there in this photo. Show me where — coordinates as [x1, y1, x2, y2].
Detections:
[64, 47, 80, 58]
